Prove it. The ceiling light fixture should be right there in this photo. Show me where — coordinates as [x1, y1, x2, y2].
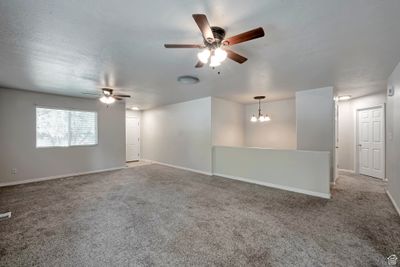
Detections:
[214, 48, 227, 62]
[251, 96, 271, 123]
[209, 54, 221, 67]
[131, 107, 140, 110]
[100, 96, 116, 104]
[177, 75, 200, 84]
[164, 14, 265, 68]
[197, 47, 227, 68]
[98, 88, 131, 105]
[197, 49, 211, 64]
[336, 95, 351, 101]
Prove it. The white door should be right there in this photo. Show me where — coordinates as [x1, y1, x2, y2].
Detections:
[126, 117, 140, 162]
[357, 106, 385, 179]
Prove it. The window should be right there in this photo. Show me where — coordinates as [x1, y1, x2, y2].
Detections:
[36, 107, 98, 147]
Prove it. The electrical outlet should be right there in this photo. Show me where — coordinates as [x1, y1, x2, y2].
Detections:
[11, 168, 17, 175]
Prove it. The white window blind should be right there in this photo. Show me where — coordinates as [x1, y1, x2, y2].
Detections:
[36, 107, 98, 147]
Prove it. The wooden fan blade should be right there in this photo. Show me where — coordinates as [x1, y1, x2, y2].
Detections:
[82, 92, 101, 96]
[114, 94, 131, 98]
[195, 61, 205, 68]
[223, 27, 265, 46]
[164, 44, 204, 48]
[192, 14, 214, 43]
[224, 48, 248, 64]
[114, 97, 123, 101]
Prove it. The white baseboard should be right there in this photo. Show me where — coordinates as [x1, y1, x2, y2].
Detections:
[0, 166, 125, 188]
[386, 189, 400, 217]
[330, 177, 337, 186]
[338, 168, 355, 174]
[142, 159, 213, 176]
[213, 172, 331, 199]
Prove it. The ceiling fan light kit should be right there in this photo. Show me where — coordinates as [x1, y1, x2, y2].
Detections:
[164, 14, 265, 68]
[197, 49, 211, 63]
[100, 95, 116, 104]
[98, 88, 131, 105]
[251, 96, 271, 123]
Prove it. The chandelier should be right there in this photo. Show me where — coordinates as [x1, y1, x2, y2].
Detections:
[250, 96, 271, 122]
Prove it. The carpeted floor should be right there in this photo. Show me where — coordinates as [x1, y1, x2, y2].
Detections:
[0, 164, 399, 266]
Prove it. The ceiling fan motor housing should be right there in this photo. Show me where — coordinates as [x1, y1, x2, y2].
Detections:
[102, 88, 113, 96]
[204, 26, 226, 48]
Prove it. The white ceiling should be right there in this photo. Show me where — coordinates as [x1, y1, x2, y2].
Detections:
[1, 0, 400, 109]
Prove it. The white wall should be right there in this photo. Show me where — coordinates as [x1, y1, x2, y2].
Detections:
[387, 62, 400, 215]
[213, 146, 331, 198]
[337, 93, 387, 171]
[244, 98, 296, 149]
[211, 97, 244, 147]
[126, 109, 141, 118]
[296, 87, 334, 180]
[141, 97, 212, 174]
[0, 88, 126, 185]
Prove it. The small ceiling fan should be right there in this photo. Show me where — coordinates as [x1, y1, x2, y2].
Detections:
[164, 14, 265, 68]
[83, 88, 131, 104]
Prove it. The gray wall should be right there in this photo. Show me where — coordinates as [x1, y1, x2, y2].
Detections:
[244, 98, 296, 149]
[0, 88, 126, 184]
[387, 62, 400, 214]
[211, 97, 244, 147]
[337, 93, 386, 171]
[141, 97, 212, 174]
[296, 87, 334, 180]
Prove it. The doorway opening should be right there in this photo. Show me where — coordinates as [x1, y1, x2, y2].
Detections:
[336, 94, 387, 182]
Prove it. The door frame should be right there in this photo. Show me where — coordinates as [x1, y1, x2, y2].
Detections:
[126, 114, 141, 162]
[334, 100, 339, 183]
[354, 104, 386, 179]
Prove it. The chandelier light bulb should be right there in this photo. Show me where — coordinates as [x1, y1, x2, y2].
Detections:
[214, 48, 227, 62]
[197, 49, 210, 63]
[259, 115, 265, 122]
[250, 115, 257, 122]
[264, 115, 271, 121]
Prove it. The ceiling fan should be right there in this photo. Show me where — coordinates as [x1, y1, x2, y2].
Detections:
[164, 14, 265, 68]
[83, 88, 131, 104]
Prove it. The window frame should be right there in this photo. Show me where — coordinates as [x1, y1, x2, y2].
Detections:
[35, 105, 98, 148]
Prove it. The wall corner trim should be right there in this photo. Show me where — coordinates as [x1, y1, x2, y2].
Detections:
[0, 166, 126, 188]
[386, 189, 400, 217]
[213, 172, 331, 199]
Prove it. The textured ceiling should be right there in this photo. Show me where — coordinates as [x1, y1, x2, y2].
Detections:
[1, 0, 400, 109]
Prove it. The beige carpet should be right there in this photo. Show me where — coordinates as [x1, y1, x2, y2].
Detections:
[0, 165, 399, 266]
